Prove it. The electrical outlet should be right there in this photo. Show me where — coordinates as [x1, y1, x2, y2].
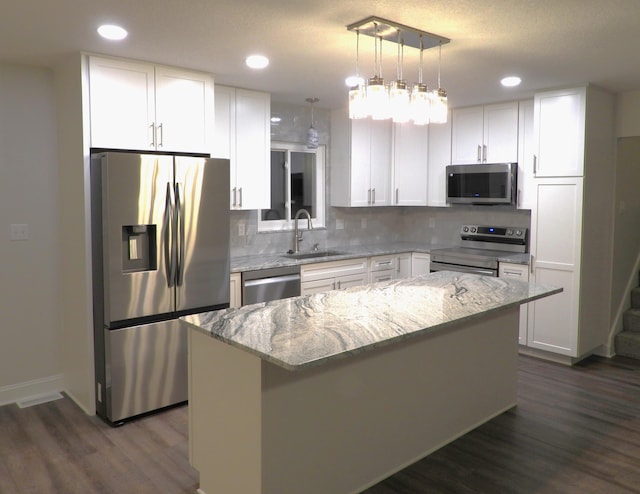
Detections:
[361, 218, 367, 229]
[10, 224, 29, 241]
[428, 218, 436, 228]
[335, 218, 344, 230]
[238, 223, 245, 236]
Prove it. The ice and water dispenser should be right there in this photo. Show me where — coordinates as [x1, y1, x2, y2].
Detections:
[122, 225, 157, 273]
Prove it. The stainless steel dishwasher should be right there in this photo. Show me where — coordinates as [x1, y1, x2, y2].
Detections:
[241, 265, 301, 305]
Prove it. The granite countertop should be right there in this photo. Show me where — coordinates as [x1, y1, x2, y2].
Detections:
[230, 241, 530, 273]
[181, 271, 560, 371]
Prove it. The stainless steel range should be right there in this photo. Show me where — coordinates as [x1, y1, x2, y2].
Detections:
[430, 225, 528, 277]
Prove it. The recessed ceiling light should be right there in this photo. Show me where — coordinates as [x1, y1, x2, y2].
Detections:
[245, 55, 269, 70]
[501, 76, 522, 88]
[97, 24, 128, 41]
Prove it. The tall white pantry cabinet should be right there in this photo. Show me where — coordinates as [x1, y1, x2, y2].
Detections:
[526, 85, 615, 361]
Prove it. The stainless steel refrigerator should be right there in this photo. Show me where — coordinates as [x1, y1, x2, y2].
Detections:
[90, 151, 230, 424]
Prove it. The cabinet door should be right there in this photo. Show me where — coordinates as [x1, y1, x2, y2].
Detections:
[349, 118, 373, 207]
[396, 253, 412, 279]
[154, 66, 214, 153]
[301, 278, 336, 296]
[411, 253, 431, 276]
[371, 270, 395, 283]
[498, 262, 529, 345]
[527, 178, 583, 356]
[212, 85, 235, 160]
[230, 273, 241, 308]
[451, 106, 484, 164]
[427, 116, 451, 207]
[483, 102, 519, 163]
[88, 56, 155, 150]
[533, 87, 586, 178]
[234, 89, 270, 210]
[393, 123, 428, 205]
[517, 100, 535, 209]
[369, 119, 392, 206]
[335, 272, 369, 290]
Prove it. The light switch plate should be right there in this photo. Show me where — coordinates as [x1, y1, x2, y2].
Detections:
[10, 224, 29, 241]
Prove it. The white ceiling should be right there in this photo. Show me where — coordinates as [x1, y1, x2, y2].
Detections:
[2, 0, 640, 110]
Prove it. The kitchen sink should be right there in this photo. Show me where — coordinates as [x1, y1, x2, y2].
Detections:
[282, 250, 347, 260]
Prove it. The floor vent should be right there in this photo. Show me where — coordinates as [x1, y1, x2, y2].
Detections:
[17, 392, 64, 409]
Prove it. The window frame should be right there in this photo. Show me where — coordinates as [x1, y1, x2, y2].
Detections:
[258, 141, 325, 232]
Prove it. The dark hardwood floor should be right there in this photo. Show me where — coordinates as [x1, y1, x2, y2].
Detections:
[2, 354, 640, 494]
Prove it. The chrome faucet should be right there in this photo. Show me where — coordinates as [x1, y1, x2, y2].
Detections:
[293, 209, 313, 254]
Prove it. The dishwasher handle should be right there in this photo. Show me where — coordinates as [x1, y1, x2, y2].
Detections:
[243, 274, 300, 288]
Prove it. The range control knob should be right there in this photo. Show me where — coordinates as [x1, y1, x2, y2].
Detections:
[516, 229, 523, 237]
[470, 226, 477, 233]
[506, 229, 514, 236]
[462, 226, 469, 232]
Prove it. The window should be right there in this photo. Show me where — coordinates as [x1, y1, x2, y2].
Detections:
[258, 142, 325, 232]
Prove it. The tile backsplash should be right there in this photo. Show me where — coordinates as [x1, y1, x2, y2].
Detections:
[230, 101, 531, 258]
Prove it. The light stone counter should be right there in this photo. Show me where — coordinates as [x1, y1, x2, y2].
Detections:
[182, 271, 559, 371]
[186, 271, 560, 494]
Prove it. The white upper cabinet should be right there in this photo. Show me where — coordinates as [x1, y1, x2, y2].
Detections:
[331, 110, 392, 207]
[427, 114, 452, 207]
[392, 123, 428, 206]
[88, 55, 214, 153]
[214, 85, 270, 210]
[517, 99, 535, 210]
[451, 102, 519, 164]
[533, 87, 586, 177]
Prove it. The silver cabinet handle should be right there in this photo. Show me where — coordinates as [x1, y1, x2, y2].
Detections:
[150, 123, 156, 148]
[238, 187, 243, 208]
[367, 189, 371, 205]
[477, 144, 481, 162]
[372, 188, 376, 204]
[483, 144, 487, 163]
[530, 255, 535, 274]
[396, 188, 399, 204]
[157, 123, 164, 148]
[336, 280, 341, 290]
[503, 270, 522, 277]
[232, 187, 237, 207]
[533, 155, 537, 175]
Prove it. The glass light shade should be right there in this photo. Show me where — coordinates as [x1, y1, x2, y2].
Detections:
[349, 86, 368, 119]
[367, 76, 389, 120]
[389, 80, 410, 123]
[410, 83, 430, 125]
[307, 126, 319, 149]
[430, 88, 448, 124]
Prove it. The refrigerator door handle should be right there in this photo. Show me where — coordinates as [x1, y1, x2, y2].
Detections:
[175, 182, 185, 286]
[164, 182, 176, 287]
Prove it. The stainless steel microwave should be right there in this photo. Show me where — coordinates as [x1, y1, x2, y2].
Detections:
[446, 163, 517, 205]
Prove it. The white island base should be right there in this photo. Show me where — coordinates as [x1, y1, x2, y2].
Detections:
[189, 307, 520, 494]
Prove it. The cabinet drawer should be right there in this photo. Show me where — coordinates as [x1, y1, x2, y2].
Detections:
[369, 255, 396, 272]
[300, 257, 368, 283]
[498, 263, 529, 280]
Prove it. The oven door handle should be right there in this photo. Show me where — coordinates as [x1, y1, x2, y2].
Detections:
[430, 261, 497, 277]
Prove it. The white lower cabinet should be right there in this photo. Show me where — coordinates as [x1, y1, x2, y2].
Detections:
[397, 253, 412, 279]
[229, 273, 241, 308]
[369, 254, 397, 283]
[498, 262, 529, 345]
[411, 253, 431, 276]
[300, 258, 369, 296]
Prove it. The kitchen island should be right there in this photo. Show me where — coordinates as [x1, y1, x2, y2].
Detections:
[182, 271, 561, 494]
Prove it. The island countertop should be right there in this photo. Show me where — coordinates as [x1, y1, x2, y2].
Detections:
[181, 271, 561, 371]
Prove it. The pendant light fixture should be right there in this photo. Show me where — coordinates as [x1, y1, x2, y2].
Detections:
[410, 35, 430, 125]
[348, 29, 367, 119]
[366, 24, 389, 120]
[345, 16, 450, 125]
[389, 29, 410, 123]
[306, 97, 319, 149]
[430, 41, 448, 124]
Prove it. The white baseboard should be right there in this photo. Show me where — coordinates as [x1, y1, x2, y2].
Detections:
[0, 374, 65, 407]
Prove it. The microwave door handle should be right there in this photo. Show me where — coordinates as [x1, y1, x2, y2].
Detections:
[477, 145, 481, 163]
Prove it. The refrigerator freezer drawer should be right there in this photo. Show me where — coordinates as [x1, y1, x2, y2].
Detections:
[105, 319, 187, 423]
